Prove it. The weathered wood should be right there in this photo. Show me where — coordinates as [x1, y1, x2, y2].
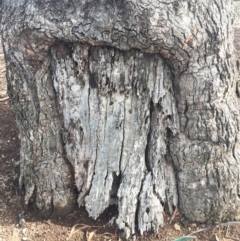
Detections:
[1, 0, 240, 239]
[0, 40, 7, 97]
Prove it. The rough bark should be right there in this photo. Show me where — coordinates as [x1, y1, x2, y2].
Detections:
[1, 0, 240, 238]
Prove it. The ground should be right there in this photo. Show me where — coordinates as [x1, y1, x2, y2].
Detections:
[2, 10, 240, 239]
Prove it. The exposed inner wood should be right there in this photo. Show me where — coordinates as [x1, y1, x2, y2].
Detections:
[51, 43, 178, 237]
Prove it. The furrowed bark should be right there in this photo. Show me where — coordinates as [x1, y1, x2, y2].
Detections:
[1, 0, 240, 239]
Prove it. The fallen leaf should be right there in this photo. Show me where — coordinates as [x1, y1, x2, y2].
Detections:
[174, 223, 181, 231]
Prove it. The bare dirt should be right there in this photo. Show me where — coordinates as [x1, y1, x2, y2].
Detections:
[2, 23, 240, 240]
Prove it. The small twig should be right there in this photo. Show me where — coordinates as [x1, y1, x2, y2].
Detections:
[0, 96, 9, 102]
[169, 206, 178, 224]
[189, 221, 240, 236]
[214, 234, 220, 241]
[44, 220, 52, 225]
[66, 211, 79, 219]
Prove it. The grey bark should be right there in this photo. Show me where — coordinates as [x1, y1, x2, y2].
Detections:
[1, 0, 240, 238]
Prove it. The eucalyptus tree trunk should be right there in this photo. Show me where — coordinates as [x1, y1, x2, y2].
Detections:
[1, 0, 240, 238]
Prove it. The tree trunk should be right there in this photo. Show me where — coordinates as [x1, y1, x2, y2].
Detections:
[1, 0, 240, 238]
